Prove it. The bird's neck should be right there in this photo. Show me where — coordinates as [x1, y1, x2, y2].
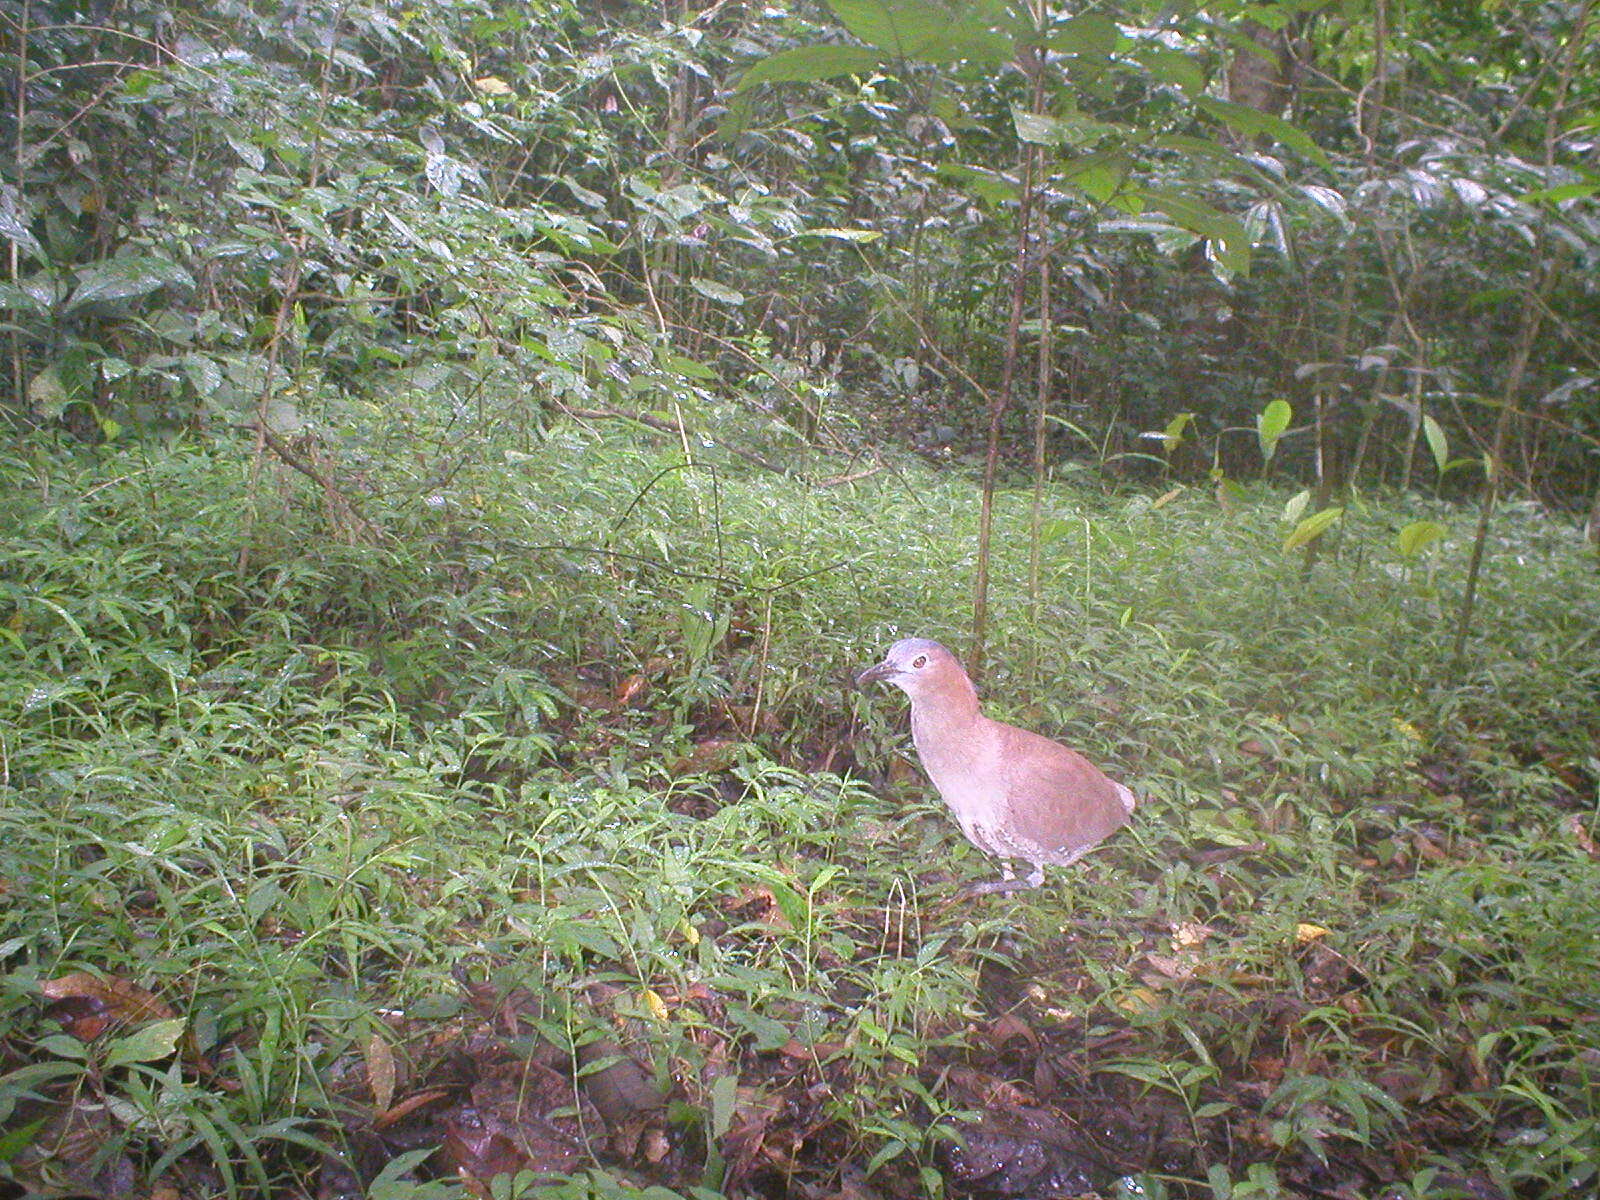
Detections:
[908, 678, 982, 740]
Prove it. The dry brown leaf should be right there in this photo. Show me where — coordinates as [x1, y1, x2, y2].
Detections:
[40, 972, 176, 1041]
[987, 1011, 1038, 1049]
[1566, 814, 1600, 860]
[614, 674, 649, 705]
[364, 1033, 397, 1113]
[372, 1087, 453, 1131]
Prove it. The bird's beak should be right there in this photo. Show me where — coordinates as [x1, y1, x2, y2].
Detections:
[855, 660, 895, 688]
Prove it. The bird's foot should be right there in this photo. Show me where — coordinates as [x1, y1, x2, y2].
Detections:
[961, 866, 1045, 897]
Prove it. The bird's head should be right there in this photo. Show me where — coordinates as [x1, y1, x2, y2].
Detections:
[854, 638, 970, 703]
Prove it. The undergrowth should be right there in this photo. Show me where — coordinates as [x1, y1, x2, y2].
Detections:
[2, 424, 1597, 1200]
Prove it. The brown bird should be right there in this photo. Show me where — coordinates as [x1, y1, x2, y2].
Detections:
[856, 638, 1135, 894]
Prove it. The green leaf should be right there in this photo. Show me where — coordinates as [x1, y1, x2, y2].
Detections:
[1283, 506, 1342, 551]
[1282, 488, 1310, 526]
[103, 1018, 187, 1069]
[1257, 399, 1292, 462]
[734, 44, 882, 92]
[792, 227, 882, 243]
[689, 279, 746, 306]
[1196, 97, 1328, 166]
[1396, 520, 1446, 558]
[710, 1072, 738, 1138]
[1135, 45, 1205, 95]
[1161, 411, 1194, 453]
[1421, 414, 1448, 474]
[1519, 181, 1599, 205]
[67, 255, 194, 310]
[1139, 189, 1251, 275]
[936, 162, 1017, 205]
[825, 0, 1012, 63]
[184, 354, 223, 398]
[1059, 151, 1134, 206]
[1048, 13, 1119, 57]
[1013, 107, 1124, 148]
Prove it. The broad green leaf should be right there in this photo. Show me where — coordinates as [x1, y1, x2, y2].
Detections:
[1519, 181, 1599, 205]
[936, 162, 1017, 205]
[735, 44, 881, 92]
[710, 1072, 739, 1138]
[28, 365, 72, 418]
[0, 191, 42, 258]
[1139, 189, 1250, 275]
[184, 354, 223, 398]
[1013, 108, 1124, 148]
[1396, 520, 1446, 558]
[104, 1018, 187, 1069]
[1283, 506, 1342, 551]
[825, 0, 1012, 63]
[1282, 488, 1310, 526]
[689, 278, 746, 306]
[1152, 133, 1246, 170]
[1196, 97, 1328, 166]
[1059, 151, 1134, 206]
[1421, 414, 1448, 474]
[1257, 399, 1292, 462]
[1134, 45, 1205, 95]
[1049, 13, 1119, 57]
[67, 255, 194, 310]
[1161, 411, 1194, 453]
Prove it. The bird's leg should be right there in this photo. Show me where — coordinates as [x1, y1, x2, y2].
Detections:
[962, 863, 1045, 897]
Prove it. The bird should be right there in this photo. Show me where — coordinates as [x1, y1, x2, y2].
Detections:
[856, 637, 1135, 895]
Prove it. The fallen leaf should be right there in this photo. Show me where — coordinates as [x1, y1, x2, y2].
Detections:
[1296, 922, 1331, 944]
[641, 989, 669, 1022]
[365, 1033, 397, 1113]
[41, 972, 176, 1041]
[1566, 814, 1600, 860]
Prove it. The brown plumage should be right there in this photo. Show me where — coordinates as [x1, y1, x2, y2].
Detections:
[856, 637, 1135, 894]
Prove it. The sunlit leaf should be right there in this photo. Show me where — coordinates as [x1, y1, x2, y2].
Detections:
[1161, 411, 1194, 453]
[690, 278, 746, 306]
[1257, 399, 1292, 462]
[1139, 189, 1251, 275]
[1396, 520, 1446, 558]
[1282, 488, 1310, 526]
[1282, 505, 1342, 551]
[103, 1017, 187, 1069]
[825, 0, 1012, 63]
[1013, 107, 1125, 147]
[1421, 414, 1448, 474]
[735, 44, 882, 92]
[793, 226, 883, 242]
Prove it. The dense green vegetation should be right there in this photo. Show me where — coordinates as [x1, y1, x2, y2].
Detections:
[4, 432, 1598, 1199]
[4, 1, 1599, 1198]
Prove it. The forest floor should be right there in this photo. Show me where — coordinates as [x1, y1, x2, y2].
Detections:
[4, 431, 1599, 1200]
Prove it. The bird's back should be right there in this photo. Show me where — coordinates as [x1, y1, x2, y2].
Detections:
[987, 717, 1133, 865]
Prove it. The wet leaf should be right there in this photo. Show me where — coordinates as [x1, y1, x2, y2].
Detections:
[103, 1016, 186, 1068]
[41, 972, 177, 1040]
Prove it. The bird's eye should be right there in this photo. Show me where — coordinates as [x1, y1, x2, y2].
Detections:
[912, 654, 927, 669]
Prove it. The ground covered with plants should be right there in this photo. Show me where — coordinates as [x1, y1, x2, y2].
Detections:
[7, 0, 1600, 1196]
[3, 427, 1597, 1200]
